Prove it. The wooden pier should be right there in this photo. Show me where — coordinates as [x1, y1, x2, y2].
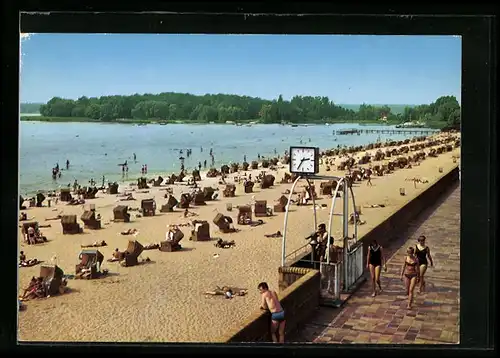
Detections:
[334, 128, 439, 136]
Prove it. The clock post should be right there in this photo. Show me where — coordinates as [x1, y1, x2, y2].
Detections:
[289, 146, 320, 176]
[280, 145, 363, 307]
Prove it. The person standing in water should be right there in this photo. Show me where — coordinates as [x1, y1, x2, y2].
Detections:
[258, 282, 286, 343]
[415, 235, 434, 293]
[66, 159, 70, 170]
[133, 153, 137, 162]
[401, 247, 420, 309]
[366, 240, 386, 297]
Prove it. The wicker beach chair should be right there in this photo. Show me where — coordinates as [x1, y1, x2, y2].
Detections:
[75, 249, 104, 279]
[254, 200, 268, 217]
[40, 264, 65, 296]
[190, 220, 211, 241]
[35, 193, 45, 207]
[159, 230, 184, 252]
[80, 210, 101, 230]
[60, 188, 72, 202]
[213, 213, 234, 233]
[273, 195, 288, 213]
[202, 187, 215, 201]
[153, 176, 164, 187]
[107, 182, 119, 194]
[141, 199, 156, 216]
[160, 195, 178, 212]
[137, 177, 149, 190]
[223, 184, 236, 198]
[243, 181, 254, 193]
[61, 215, 82, 235]
[192, 170, 202, 182]
[237, 205, 252, 225]
[121, 240, 144, 266]
[192, 192, 206, 205]
[179, 193, 191, 209]
[260, 174, 275, 189]
[113, 205, 131, 222]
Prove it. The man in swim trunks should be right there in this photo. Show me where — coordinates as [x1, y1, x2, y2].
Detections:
[258, 282, 286, 343]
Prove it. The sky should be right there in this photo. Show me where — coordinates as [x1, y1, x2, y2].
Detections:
[20, 34, 461, 104]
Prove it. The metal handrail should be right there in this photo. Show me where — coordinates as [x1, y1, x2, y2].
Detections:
[284, 243, 312, 265]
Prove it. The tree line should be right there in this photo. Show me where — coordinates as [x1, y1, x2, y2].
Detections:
[35, 92, 460, 126]
[20, 103, 44, 113]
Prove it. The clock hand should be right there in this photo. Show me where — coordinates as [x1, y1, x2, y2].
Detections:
[297, 158, 306, 170]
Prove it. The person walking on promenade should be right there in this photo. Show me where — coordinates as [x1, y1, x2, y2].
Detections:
[366, 240, 386, 297]
[258, 282, 286, 343]
[401, 247, 420, 310]
[415, 235, 434, 293]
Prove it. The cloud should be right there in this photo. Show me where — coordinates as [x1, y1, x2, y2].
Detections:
[20, 33, 34, 41]
[20, 33, 35, 71]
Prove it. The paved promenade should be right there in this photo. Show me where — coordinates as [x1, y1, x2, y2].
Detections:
[292, 183, 460, 344]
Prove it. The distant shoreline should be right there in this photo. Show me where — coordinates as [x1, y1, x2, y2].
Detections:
[19, 131, 444, 197]
[20, 115, 445, 128]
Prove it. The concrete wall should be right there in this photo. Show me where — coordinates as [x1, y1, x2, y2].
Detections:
[222, 166, 459, 342]
[221, 269, 320, 343]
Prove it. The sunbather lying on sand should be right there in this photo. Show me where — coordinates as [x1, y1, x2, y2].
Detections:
[46, 215, 63, 221]
[363, 204, 386, 208]
[119, 194, 136, 201]
[214, 239, 236, 249]
[249, 219, 265, 227]
[19, 212, 28, 221]
[19, 251, 40, 267]
[121, 228, 138, 235]
[19, 258, 40, 267]
[184, 208, 198, 218]
[81, 240, 107, 248]
[144, 243, 160, 250]
[68, 198, 85, 205]
[205, 286, 248, 299]
[264, 231, 283, 238]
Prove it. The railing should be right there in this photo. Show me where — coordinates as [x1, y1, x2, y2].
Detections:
[284, 243, 312, 266]
[343, 242, 364, 291]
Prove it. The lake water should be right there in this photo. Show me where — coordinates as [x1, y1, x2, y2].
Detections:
[19, 122, 436, 195]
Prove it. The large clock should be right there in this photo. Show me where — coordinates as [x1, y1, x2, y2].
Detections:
[289, 146, 320, 175]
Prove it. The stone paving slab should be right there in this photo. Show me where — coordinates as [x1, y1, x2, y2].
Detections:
[292, 183, 460, 344]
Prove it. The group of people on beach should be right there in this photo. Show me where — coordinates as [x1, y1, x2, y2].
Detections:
[367, 235, 434, 309]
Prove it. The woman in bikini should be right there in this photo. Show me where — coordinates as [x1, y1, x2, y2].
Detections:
[400, 246, 420, 309]
[366, 240, 386, 297]
[415, 235, 434, 293]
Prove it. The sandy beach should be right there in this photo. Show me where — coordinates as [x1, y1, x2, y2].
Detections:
[17, 132, 460, 343]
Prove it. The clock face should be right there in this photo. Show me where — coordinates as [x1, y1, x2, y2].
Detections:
[290, 147, 317, 174]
